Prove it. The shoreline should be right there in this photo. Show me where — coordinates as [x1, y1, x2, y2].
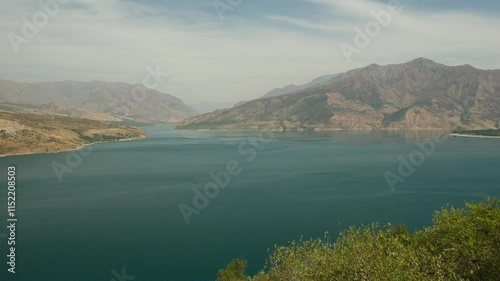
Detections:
[183, 127, 453, 132]
[0, 135, 147, 158]
[449, 133, 500, 139]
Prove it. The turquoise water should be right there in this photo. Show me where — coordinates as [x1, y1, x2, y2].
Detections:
[0, 125, 499, 281]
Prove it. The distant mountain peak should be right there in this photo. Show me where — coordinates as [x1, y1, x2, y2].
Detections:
[179, 58, 500, 131]
[411, 57, 435, 63]
[455, 63, 477, 70]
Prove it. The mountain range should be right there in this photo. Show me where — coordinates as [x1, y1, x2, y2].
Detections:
[0, 80, 197, 123]
[178, 58, 500, 131]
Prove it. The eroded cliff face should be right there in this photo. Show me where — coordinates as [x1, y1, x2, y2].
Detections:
[178, 58, 500, 131]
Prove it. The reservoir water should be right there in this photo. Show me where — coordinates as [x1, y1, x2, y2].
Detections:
[0, 125, 499, 281]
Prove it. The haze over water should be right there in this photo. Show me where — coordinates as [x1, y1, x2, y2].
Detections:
[1, 125, 499, 281]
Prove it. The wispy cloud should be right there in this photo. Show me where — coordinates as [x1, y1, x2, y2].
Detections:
[266, 15, 351, 33]
[1, 0, 499, 104]
[305, 0, 390, 21]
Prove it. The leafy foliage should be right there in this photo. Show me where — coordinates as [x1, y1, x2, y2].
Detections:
[216, 259, 248, 281]
[216, 198, 499, 281]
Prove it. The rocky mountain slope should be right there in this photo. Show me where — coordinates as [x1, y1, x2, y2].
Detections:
[0, 110, 147, 157]
[261, 74, 337, 99]
[0, 80, 197, 123]
[178, 58, 500, 131]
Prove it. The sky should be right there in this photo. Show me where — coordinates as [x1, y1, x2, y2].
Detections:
[1, 0, 500, 105]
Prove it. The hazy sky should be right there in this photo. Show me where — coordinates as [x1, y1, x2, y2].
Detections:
[1, 0, 500, 104]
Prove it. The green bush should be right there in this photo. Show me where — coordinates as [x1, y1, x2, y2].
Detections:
[216, 198, 499, 281]
[216, 258, 248, 281]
